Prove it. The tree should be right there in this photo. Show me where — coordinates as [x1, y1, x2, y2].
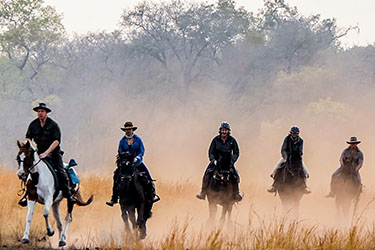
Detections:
[120, 0, 252, 89]
[0, 0, 65, 80]
[256, 0, 357, 73]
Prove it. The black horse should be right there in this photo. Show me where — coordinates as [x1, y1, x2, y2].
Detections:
[116, 152, 153, 239]
[332, 166, 361, 216]
[206, 160, 238, 227]
[274, 160, 306, 211]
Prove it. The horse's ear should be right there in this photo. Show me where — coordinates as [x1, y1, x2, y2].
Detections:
[17, 140, 21, 148]
[25, 140, 30, 148]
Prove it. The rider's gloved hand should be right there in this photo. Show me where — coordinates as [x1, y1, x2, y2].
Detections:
[133, 157, 140, 164]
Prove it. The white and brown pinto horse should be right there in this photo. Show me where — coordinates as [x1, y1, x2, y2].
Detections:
[16, 140, 93, 247]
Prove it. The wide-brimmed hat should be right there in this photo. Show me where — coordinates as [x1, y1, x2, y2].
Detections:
[33, 103, 51, 113]
[347, 136, 361, 144]
[121, 121, 137, 131]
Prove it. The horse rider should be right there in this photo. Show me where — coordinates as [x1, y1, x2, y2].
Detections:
[196, 122, 243, 202]
[326, 136, 364, 198]
[18, 103, 76, 207]
[267, 126, 311, 194]
[106, 121, 159, 207]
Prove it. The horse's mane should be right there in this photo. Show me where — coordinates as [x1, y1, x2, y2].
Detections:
[20, 140, 38, 152]
[29, 140, 38, 152]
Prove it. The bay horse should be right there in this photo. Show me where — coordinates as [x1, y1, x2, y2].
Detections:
[274, 160, 306, 212]
[116, 152, 153, 239]
[206, 160, 238, 228]
[332, 166, 361, 216]
[16, 140, 93, 247]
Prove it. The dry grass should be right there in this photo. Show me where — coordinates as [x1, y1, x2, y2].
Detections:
[2, 168, 375, 249]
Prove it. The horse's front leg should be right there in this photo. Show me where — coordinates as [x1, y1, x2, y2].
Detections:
[22, 200, 36, 244]
[59, 205, 73, 247]
[52, 201, 63, 239]
[220, 204, 227, 227]
[128, 207, 137, 230]
[43, 198, 55, 237]
[136, 203, 146, 240]
[120, 201, 131, 232]
[226, 204, 234, 230]
[208, 202, 217, 225]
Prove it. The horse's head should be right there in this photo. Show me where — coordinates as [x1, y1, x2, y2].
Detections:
[341, 164, 356, 176]
[116, 151, 136, 192]
[117, 151, 135, 173]
[16, 140, 36, 180]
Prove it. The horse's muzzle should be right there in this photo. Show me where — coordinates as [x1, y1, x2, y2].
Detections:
[17, 172, 27, 181]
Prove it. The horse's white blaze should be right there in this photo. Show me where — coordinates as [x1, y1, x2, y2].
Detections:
[16, 153, 25, 179]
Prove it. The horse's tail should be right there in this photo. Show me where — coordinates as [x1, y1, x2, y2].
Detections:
[74, 189, 94, 206]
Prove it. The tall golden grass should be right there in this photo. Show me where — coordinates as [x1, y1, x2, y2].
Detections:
[1, 167, 375, 249]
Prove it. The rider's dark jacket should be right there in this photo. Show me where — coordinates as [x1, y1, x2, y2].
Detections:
[26, 117, 61, 154]
[340, 146, 364, 169]
[209, 135, 239, 167]
[25, 117, 71, 198]
[281, 135, 303, 162]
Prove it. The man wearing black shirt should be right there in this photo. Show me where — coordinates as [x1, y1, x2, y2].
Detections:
[19, 103, 75, 206]
[196, 122, 242, 202]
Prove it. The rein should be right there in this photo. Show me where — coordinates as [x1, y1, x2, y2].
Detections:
[26, 159, 42, 174]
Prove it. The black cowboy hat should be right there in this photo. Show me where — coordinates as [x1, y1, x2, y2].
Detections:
[33, 103, 51, 113]
[347, 136, 361, 144]
[121, 121, 137, 131]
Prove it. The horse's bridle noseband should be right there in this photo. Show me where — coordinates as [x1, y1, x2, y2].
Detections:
[17, 148, 41, 174]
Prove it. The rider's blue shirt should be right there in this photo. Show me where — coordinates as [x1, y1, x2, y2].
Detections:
[118, 134, 145, 166]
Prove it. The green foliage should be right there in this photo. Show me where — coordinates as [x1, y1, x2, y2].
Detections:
[120, 0, 253, 86]
[0, 0, 65, 74]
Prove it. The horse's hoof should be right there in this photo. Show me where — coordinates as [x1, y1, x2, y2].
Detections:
[22, 238, 30, 244]
[47, 229, 54, 237]
[59, 240, 66, 247]
[139, 232, 146, 240]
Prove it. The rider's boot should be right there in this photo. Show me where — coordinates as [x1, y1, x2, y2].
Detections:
[197, 170, 211, 200]
[303, 186, 312, 194]
[232, 182, 243, 202]
[149, 181, 160, 203]
[106, 195, 118, 207]
[303, 179, 311, 194]
[18, 194, 28, 207]
[60, 177, 76, 205]
[196, 191, 206, 200]
[267, 179, 277, 193]
[325, 191, 335, 198]
[267, 185, 277, 193]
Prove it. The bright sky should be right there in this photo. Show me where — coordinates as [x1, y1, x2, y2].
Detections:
[44, 0, 375, 47]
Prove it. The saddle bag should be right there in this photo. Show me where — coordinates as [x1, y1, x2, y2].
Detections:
[63, 164, 80, 185]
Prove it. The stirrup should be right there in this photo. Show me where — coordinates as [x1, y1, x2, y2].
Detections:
[196, 192, 206, 200]
[267, 186, 276, 193]
[325, 192, 334, 198]
[303, 187, 311, 194]
[234, 193, 243, 202]
[152, 195, 161, 203]
[106, 200, 117, 207]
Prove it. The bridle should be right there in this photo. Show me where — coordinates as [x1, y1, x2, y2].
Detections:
[16, 147, 42, 177]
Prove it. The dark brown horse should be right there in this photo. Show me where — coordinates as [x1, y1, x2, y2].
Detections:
[332, 166, 361, 216]
[206, 161, 238, 228]
[116, 152, 153, 239]
[275, 161, 306, 212]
